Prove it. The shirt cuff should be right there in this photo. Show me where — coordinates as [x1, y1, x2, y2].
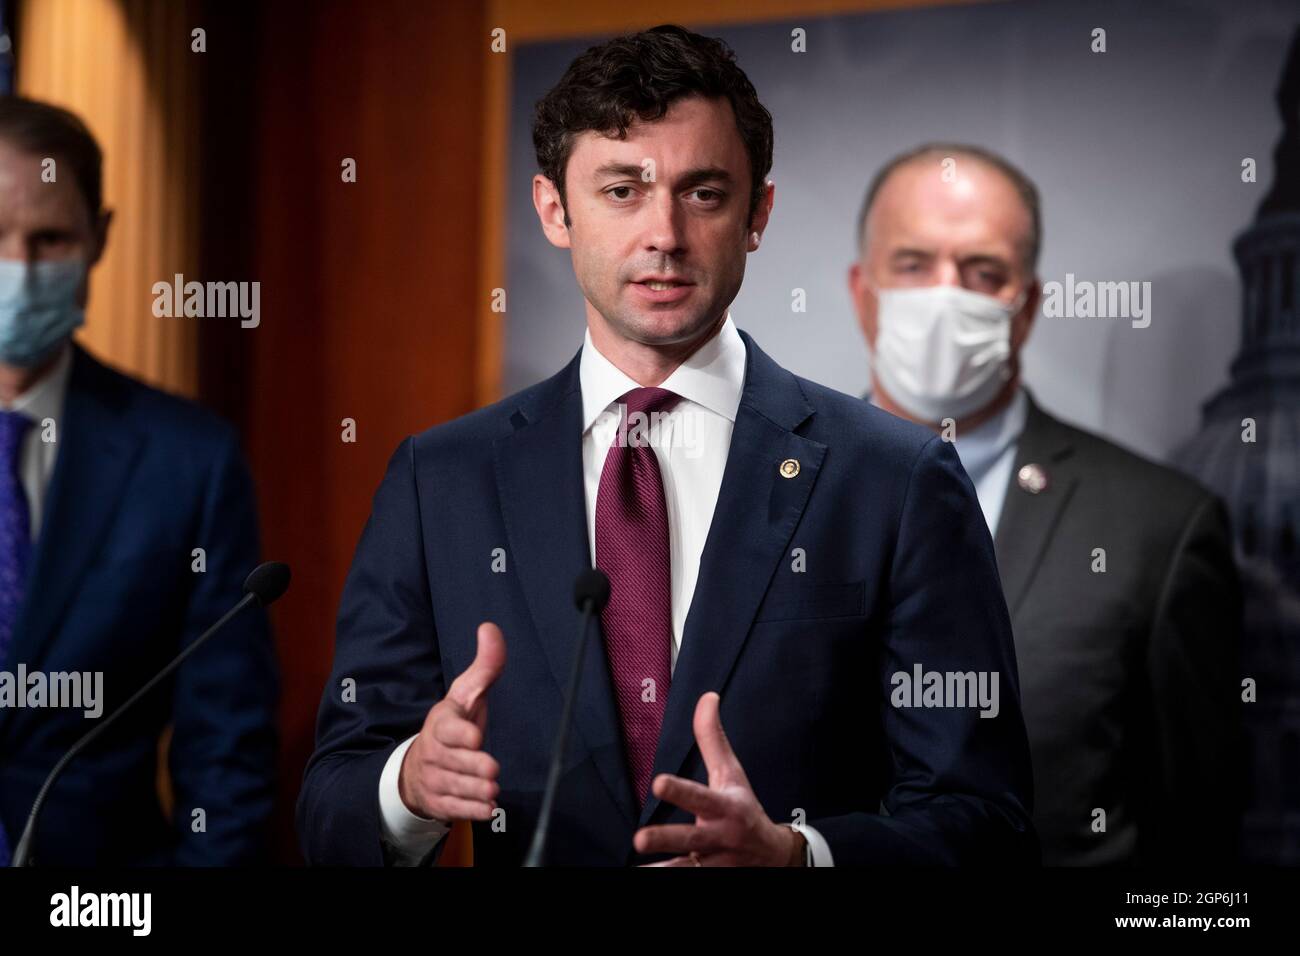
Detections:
[378, 734, 452, 866]
[786, 822, 834, 867]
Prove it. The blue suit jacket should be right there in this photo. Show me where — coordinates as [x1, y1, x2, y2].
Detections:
[299, 331, 1035, 866]
[0, 345, 278, 865]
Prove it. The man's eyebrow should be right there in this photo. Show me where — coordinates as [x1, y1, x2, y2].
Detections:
[958, 252, 1014, 269]
[592, 162, 647, 180]
[590, 163, 735, 189]
[889, 247, 933, 260]
[675, 166, 733, 190]
[888, 248, 1013, 268]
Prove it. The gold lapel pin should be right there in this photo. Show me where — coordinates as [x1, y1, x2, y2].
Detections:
[779, 458, 800, 479]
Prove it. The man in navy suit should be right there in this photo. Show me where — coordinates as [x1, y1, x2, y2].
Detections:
[0, 96, 278, 865]
[299, 25, 1035, 866]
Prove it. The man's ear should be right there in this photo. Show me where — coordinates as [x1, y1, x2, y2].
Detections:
[88, 208, 113, 267]
[532, 174, 571, 250]
[1010, 277, 1040, 353]
[848, 259, 878, 348]
[747, 179, 775, 252]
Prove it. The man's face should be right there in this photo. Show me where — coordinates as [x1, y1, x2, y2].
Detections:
[0, 141, 109, 309]
[848, 157, 1038, 353]
[534, 95, 770, 350]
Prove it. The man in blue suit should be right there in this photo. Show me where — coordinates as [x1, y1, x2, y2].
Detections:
[0, 96, 278, 865]
[299, 25, 1035, 866]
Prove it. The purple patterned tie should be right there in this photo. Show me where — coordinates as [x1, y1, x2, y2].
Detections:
[0, 409, 33, 866]
[595, 387, 680, 808]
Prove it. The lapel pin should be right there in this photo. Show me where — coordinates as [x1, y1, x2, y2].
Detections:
[1017, 463, 1048, 494]
[779, 458, 800, 479]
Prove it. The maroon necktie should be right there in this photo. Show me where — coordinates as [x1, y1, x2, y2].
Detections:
[595, 386, 680, 807]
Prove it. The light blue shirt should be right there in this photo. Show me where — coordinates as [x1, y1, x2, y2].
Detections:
[947, 388, 1029, 537]
[867, 388, 1028, 537]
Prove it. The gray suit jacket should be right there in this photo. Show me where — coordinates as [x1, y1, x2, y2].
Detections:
[993, 391, 1242, 865]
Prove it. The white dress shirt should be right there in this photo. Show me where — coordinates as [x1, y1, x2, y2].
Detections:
[378, 315, 833, 866]
[0, 343, 72, 538]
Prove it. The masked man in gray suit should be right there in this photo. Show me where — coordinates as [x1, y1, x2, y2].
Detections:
[847, 142, 1243, 865]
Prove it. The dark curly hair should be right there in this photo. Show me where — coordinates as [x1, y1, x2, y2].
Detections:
[532, 24, 774, 226]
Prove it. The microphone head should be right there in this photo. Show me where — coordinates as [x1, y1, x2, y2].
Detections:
[574, 568, 610, 613]
[244, 561, 291, 607]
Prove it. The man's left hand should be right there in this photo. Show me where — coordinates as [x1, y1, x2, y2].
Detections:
[633, 691, 806, 866]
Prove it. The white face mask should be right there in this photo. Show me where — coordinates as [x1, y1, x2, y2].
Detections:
[869, 284, 1023, 424]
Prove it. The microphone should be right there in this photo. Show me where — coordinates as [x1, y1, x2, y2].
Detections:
[244, 560, 291, 607]
[8, 561, 290, 867]
[522, 568, 610, 867]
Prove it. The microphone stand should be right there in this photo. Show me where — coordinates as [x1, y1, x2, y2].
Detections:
[9, 565, 281, 867]
[522, 592, 602, 867]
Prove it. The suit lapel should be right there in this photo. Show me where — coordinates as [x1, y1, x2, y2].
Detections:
[638, 331, 825, 828]
[993, 391, 1078, 618]
[494, 334, 827, 832]
[493, 350, 640, 827]
[4, 346, 144, 697]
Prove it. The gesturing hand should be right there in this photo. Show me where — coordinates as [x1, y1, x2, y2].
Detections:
[397, 622, 505, 823]
[632, 691, 806, 866]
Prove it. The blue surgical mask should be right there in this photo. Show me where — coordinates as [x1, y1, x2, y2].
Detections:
[0, 257, 87, 367]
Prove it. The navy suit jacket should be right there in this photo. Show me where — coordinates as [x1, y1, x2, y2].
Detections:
[0, 345, 278, 865]
[299, 331, 1035, 866]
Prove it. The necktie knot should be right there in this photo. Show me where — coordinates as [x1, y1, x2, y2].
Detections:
[618, 386, 680, 419]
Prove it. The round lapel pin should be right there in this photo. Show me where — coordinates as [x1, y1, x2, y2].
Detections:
[1017, 463, 1048, 494]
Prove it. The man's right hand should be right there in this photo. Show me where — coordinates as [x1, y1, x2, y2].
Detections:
[397, 621, 506, 823]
